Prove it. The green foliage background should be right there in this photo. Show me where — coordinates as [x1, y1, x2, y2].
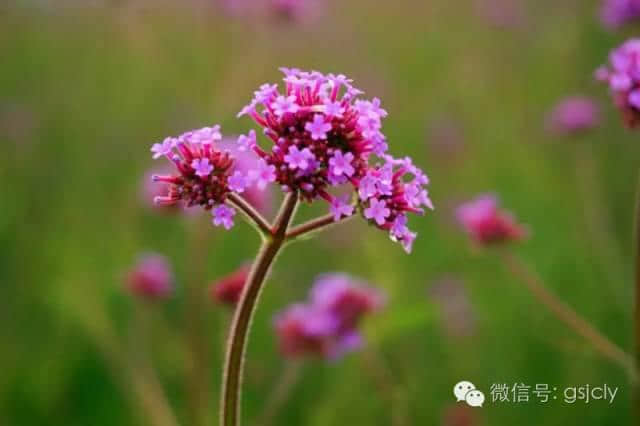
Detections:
[0, 1, 638, 424]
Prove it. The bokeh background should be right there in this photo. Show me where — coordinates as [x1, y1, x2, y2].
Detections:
[1, 0, 638, 425]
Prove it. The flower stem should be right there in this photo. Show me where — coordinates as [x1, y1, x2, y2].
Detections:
[500, 251, 638, 381]
[286, 211, 355, 240]
[220, 192, 298, 426]
[227, 193, 273, 238]
[634, 173, 640, 415]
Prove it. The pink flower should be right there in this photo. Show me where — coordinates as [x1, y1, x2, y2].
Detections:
[237, 130, 257, 152]
[456, 194, 527, 245]
[228, 171, 248, 193]
[329, 151, 355, 177]
[329, 195, 354, 221]
[547, 96, 600, 135]
[126, 254, 174, 300]
[191, 158, 214, 177]
[364, 198, 390, 226]
[209, 264, 250, 306]
[273, 273, 384, 360]
[249, 158, 277, 190]
[284, 146, 316, 170]
[234, 68, 433, 251]
[149, 125, 242, 229]
[304, 114, 332, 140]
[596, 38, 640, 128]
[212, 204, 236, 229]
[272, 95, 299, 116]
[151, 138, 175, 159]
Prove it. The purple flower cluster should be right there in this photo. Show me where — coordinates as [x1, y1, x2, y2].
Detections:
[150, 126, 244, 229]
[600, 0, 640, 29]
[238, 68, 433, 251]
[596, 38, 640, 128]
[456, 194, 526, 246]
[546, 96, 600, 135]
[126, 253, 174, 300]
[273, 273, 384, 360]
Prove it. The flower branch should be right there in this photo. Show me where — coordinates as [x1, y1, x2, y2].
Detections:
[286, 210, 356, 240]
[226, 193, 273, 237]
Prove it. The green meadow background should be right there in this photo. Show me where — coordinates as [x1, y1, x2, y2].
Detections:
[1, 0, 638, 425]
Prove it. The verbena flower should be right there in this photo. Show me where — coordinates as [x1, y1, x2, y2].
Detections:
[600, 0, 640, 29]
[126, 253, 174, 300]
[546, 96, 600, 135]
[210, 264, 251, 306]
[596, 38, 640, 128]
[273, 273, 383, 360]
[150, 125, 246, 229]
[239, 68, 433, 251]
[456, 194, 527, 246]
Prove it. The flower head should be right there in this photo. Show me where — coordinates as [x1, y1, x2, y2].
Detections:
[596, 38, 640, 128]
[600, 0, 640, 29]
[126, 253, 174, 300]
[273, 273, 383, 360]
[547, 96, 600, 135]
[239, 68, 432, 251]
[149, 125, 242, 228]
[456, 194, 527, 246]
[210, 264, 250, 306]
[212, 204, 236, 229]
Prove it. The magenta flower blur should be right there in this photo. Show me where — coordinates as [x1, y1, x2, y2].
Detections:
[547, 96, 600, 135]
[596, 39, 640, 128]
[601, 0, 640, 29]
[150, 125, 247, 228]
[238, 68, 433, 252]
[273, 273, 384, 360]
[210, 263, 251, 306]
[456, 194, 527, 246]
[126, 253, 174, 300]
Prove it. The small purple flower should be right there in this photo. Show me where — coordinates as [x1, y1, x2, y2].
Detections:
[126, 253, 174, 300]
[248, 158, 277, 190]
[228, 171, 248, 193]
[304, 114, 332, 140]
[151, 138, 175, 159]
[330, 195, 354, 221]
[191, 158, 214, 177]
[364, 198, 391, 226]
[272, 95, 299, 117]
[284, 146, 316, 170]
[328, 150, 355, 177]
[237, 130, 257, 152]
[324, 99, 344, 117]
[212, 204, 236, 229]
[547, 96, 601, 135]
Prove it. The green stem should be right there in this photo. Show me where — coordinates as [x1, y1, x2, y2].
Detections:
[634, 174, 640, 418]
[500, 251, 637, 382]
[220, 192, 299, 426]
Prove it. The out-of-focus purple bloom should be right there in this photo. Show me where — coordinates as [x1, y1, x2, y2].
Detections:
[596, 38, 640, 128]
[209, 263, 251, 306]
[601, 0, 640, 29]
[273, 273, 384, 360]
[126, 253, 174, 300]
[456, 194, 527, 246]
[238, 68, 432, 252]
[546, 96, 600, 135]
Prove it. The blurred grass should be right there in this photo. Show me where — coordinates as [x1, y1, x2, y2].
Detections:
[1, 0, 638, 425]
